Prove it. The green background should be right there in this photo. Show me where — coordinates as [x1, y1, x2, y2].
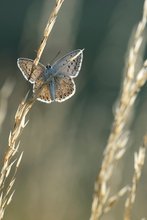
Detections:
[0, 0, 146, 219]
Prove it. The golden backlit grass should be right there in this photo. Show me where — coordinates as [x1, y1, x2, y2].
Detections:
[90, 0, 147, 219]
[0, 0, 64, 219]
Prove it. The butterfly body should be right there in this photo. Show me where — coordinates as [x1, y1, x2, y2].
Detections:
[48, 78, 55, 101]
[44, 66, 55, 79]
[17, 49, 83, 103]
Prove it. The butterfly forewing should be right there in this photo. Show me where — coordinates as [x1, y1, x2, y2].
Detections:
[54, 76, 75, 102]
[17, 58, 46, 83]
[52, 49, 83, 78]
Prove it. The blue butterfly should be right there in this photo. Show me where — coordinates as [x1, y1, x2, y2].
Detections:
[17, 49, 83, 103]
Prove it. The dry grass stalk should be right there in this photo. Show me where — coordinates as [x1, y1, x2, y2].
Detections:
[0, 93, 34, 219]
[90, 1, 147, 219]
[30, 0, 64, 75]
[103, 186, 130, 214]
[0, 0, 65, 219]
[124, 135, 147, 220]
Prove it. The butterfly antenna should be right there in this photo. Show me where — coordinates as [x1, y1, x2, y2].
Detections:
[50, 50, 61, 65]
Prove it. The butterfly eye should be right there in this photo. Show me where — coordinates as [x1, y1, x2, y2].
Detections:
[46, 64, 51, 69]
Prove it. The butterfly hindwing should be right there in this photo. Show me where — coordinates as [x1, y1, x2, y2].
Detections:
[54, 76, 75, 102]
[33, 76, 52, 103]
[17, 58, 46, 83]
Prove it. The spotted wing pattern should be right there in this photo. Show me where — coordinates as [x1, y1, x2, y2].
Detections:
[17, 58, 46, 83]
[52, 49, 83, 78]
[54, 76, 75, 102]
[17, 49, 83, 104]
[33, 76, 52, 103]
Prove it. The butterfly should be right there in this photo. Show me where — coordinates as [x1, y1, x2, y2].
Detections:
[17, 49, 83, 103]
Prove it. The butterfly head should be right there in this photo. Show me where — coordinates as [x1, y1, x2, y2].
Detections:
[46, 64, 52, 69]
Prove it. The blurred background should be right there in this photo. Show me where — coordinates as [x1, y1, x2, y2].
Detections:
[0, 0, 147, 219]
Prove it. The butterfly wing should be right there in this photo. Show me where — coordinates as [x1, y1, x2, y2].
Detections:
[17, 58, 46, 83]
[52, 49, 83, 78]
[54, 76, 75, 102]
[33, 76, 52, 103]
